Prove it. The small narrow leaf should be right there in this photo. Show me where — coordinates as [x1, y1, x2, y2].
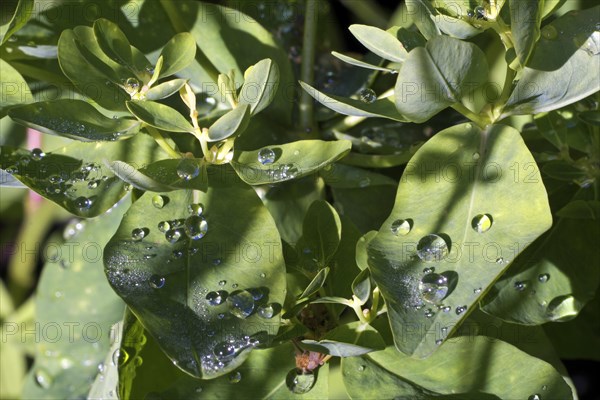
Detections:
[238, 59, 280, 114]
[207, 104, 251, 142]
[300, 322, 385, 357]
[0, 0, 34, 45]
[126, 101, 194, 132]
[332, 51, 397, 73]
[158, 32, 197, 78]
[349, 24, 408, 62]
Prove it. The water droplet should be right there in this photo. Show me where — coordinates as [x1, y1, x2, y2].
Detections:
[424, 308, 434, 318]
[158, 221, 170, 233]
[172, 250, 184, 259]
[416, 234, 449, 262]
[286, 369, 315, 394]
[112, 348, 129, 366]
[176, 159, 200, 181]
[472, 152, 480, 160]
[152, 195, 167, 209]
[213, 341, 236, 359]
[441, 306, 451, 313]
[231, 283, 239, 289]
[258, 148, 276, 165]
[87, 180, 100, 189]
[359, 88, 377, 104]
[496, 257, 504, 264]
[206, 290, 227, 305]
[419, 273, 448, 304]
[456, 305, 467, 315]
[219, 280, 226, 286]
[131, 227, 148, 241]
[542, 385, 548, 391]
[258, 304, 275, 319]
[165, 228, 183, 244]
[149, 275, 166, 289]
[97, 362, 106, 374]
[226, 290, 255, 319]
[474, 287, 482, 294]
[229, 371, 242, 383]
[357, 365, 366, 372]
[31, 148, 45, 160]
[514, 281, 527, 291]
[213, 258, 222, 266]
[124, 77, 140, 94]
[259, 272, 266, 278]
[471, 214, 493, 233]
[541, 25, 558, 40]
[441, 326, 448, 335]
[474, 5, 486, 19]
[538, 273, 550, 283]
[391, 219, 411, 235]
[74, 196, 92, 210]
[423, 267, 434, 274]
[435, 339, 443, 345]
[528, 395, 541, 400]
[34, 369, 52, 389]
[184, 215, 208, 240]
[187, 203, 204, 215]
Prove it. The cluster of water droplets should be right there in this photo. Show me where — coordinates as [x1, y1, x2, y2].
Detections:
[204, 285, 279, 321]
[201, 335, 260, 377]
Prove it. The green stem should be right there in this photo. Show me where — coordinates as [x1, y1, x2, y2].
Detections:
[370, 287, 380, 321]
[351, 296, 369, 324]
[145, 126, 181, 159]
[451, 103, 488, 128]
[299, 0, 318, 136]
[494, 66, 517, 118]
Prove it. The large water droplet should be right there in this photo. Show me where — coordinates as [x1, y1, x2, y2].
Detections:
[31, 148, 45, 160]
[286, 369, 315, 394]
[176, 159, 200, 181]
[213, 341, 236, 359]
[416, 234, 449, 261]
[424, 308, 434, 318]
[149, 275, 166, 289]
[538, 273, 550, 283]
[124, 77, 140, 94]
[257, 304, 275, 319]
[229, 371, 242, 383]
[514, 281, 527, 291]
[74, 196, 93, 210]
[391, 219, 411, 236]
[34, 369, 52, 389]
[206, 290, 227, 305]
[455, 305, 467, 315]
[471, 214, 493, 233]
[226, 290, 255, 319]
[158, 221, 171, 233]
[152, 195, 167, 209]
[258, 148, 276, 165]
[131, 227, 148, 241]
[418, 273, 448, 304]
[541, 25, 558, 40]
[187, 203, 204, 216]
[112, 348, 129, 366]
[528, 395, 541, 400]
[184, 215, 208, 240]
[359, 88, 377, 104]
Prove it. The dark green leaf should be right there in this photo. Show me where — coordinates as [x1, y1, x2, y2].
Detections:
[8, 100, 141, 141]
[0, 0, 34, 45]
[352, 269, 371, 305]
[321, 164, 397, 188]
[299, 267, 330, 299]
[158, 32, 197, 79]
[510, 0, 543, 66]
[542, 160, 587, 181]
[404, 0, 441, 40]
[238, 58, 280, 114]
[126, 101, 194, 133]
[297, 200, 342, 269]
[145, 79, 188, 101]
[348, 25, 408, 62]
[93, 18, 133, 67]
[207, 104, 251, 142]
[300, 321, 385, 357]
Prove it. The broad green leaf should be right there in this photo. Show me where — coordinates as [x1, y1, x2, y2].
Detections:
[238, 58, 280, 114]
[503, 7, 600, 116]
[352, 269, 371, 305]
[158, 32, 197, 79]
[8, 100, 141, 141]
[481, 191, 600, 324]
[231, 140, 352, 185]
[300, 322, 385, 357]
[297, 200, 342, 270]
[109, 161, 175, 192]
[299, 267, 330, 299]
[103, 167, 286, 379]
[348, 25, 408, 63]
[207, 104, 251, 142]
[510, 0, 543, 66]
[0, 59, 31, 117]
[300, 82, 407, 122]
[541, 0, 567, 18]
[332, 185, 397, 233]
[433, 15, 482, 39]
[331, 51, 397, 73]
[93, 18, 133, 67]
[126, 100, 194, 133]
[0, 134, 164, 217]
[343, 336, 572, 399]
[395, 35, 488, 123]
[145, 79, 188, 101]
[405, 0, 441, 40]
[321, 164, 397, 189]
[0, 0, 33, 45]
[135, 159, 209, 193]
[340, 149, 419, 168]
[366, 123, 552, 357]
[21, 201, 127, 400]
[542, 160, 587, 182]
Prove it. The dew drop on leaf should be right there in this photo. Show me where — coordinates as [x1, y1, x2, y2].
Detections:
[472, 152, 480, 160]
[176, 158, 200, 181]
[455, 305, 467, 315]
[359, 88, 377, 104]
[541, 25, 558, 40]
[471, 214, 493, 233]
[226, 290, 255, 319]
[474, 287, 482, 294]
[31, 148, 45, 160]
[34, 369, 52, 389]
[514, 281, 527, 291]
[74, 196, 92, 210]
[152, 195, 167, 209]
[258, 148, 276, 165]
[418, 273, 448, 304]
[416, 234, 449, 261]
[112, 348, 129, 366]
[213, 341, 236, 359]
[157, 221, 171, 233]
[184, 215, 208, 240]
[257, 304, 275, 319]
[149, 275, 166, 289]
[391, 219, 411, 235]
[165, 228, 183, 244]
[218, 280, 226, 286]
[286, 369, 315, 394]
[424, 308, 434, 318]
[131, 228, 147, 241]
[435, 339, 443, 346]
[357, 365, 366, 372]
[206, 290, 227, 306]
[125, 77, 140, 94]
[538, 273, 550, 283]
[229, 371, 242, 383]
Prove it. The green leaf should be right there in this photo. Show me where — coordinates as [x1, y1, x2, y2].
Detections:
[321, 163, 396, 189]
[136, 159, 209, 193]
[238, 59, 280, 114]
[310, 296, 353, 306]
[352, 269, 371, 305]
[299, 267, 330, 299]
[103, 167, 286, 379]
[579, 110, 600, 126]
[329, 216, 363, 304]
[8, 100, 141, 141]
[126, 101, 194, 133]
[0, 134, 164, 217]
[300, 82, 407, 121]
[348, 25, 408, 62]
[231, 140, 352, 185]
[366, 123, 552, 357]
[433, 15, 482, 39]
[503, 7, 600, 116]
[510, 0, 543, 66]
[343, 337, 573, 399]
[405, 0, 441, 40]
[109, 161, 175, 192]
[145, 79, 188, 101]
[556, 200, 600, 219]
[93, 18, 133, 67]
[207, 104, 251, 142]
[297, 200, 342, 269]
[542, 160, 587, 181]
[0, 59, 31, 117]
[158, 32, 197, 79]
[356, 231, 378, 271]
[300, 321, 385, 357]
[0, 0, 34, 45]
[394, 35, 488, 123]
[331, 51, 396, 73]
[481, 192, 600, 324]
[21, 201, 127, 400]
[331, 185, 397, 233]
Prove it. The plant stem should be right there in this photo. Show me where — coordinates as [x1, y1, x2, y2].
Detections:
[451, 103, 488, 128]
[495, 65, 517, 118]
[370, 287, 380, 320]
[351, 296, 369, 324]
[300, 0, 318, 136]
[145, 126, 181, 159]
